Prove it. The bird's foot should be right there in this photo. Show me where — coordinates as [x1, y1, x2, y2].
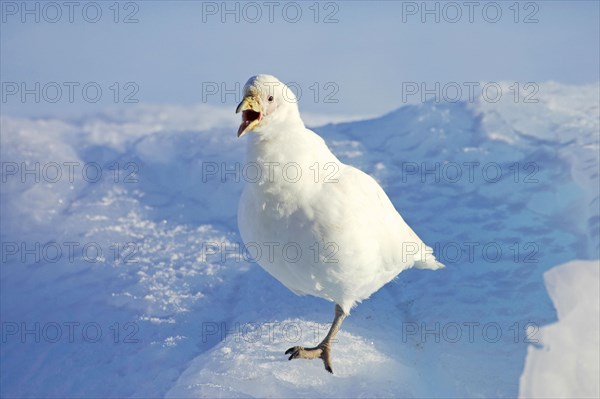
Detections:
[285, 344, 333, 373]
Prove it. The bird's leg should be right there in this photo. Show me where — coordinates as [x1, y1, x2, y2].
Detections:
[285, 303, 346, 373]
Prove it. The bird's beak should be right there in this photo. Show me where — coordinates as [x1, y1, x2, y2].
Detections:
[236, 95, 262, 137]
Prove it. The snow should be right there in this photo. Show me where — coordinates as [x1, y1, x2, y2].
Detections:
[519, 260, 600, 398]
[166, 319, 418, 398]
[1, 81, 598, 397]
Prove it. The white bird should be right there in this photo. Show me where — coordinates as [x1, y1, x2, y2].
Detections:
[236, 75, 444, 373]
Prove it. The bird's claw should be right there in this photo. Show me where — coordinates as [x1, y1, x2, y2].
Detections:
[284, 345, 333, 373]
[285, 346, 302, 361]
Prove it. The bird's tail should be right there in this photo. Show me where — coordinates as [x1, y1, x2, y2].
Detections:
[413, 247, 445, 270]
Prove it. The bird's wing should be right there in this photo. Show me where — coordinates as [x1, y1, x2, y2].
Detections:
[308, 163, 432, 274]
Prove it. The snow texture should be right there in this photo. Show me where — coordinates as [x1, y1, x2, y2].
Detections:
[519, 260, 600, 398]
[1, 82, 598, 398]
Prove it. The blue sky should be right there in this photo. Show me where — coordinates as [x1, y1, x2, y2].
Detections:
[1, 0, 599, 118]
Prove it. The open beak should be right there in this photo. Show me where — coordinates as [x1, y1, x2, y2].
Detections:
[236, 96, 262, 137]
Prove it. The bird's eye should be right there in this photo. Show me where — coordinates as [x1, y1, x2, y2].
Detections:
[268, 96, 274, 102]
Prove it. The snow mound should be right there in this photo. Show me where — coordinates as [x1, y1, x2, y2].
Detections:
[2, 82, 599, 397]
[166, 319, 416, 398]
[519, 260, 600, 398]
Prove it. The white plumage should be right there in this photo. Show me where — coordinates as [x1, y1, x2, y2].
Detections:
[237, 75, 443, 315]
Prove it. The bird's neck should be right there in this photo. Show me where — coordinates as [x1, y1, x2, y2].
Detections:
[245, 109, 306, 156]
[245, 121, 307, 164]
[243, 115, 339, 205]
[257, 107, 305, 139]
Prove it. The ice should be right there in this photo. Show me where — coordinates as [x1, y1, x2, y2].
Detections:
[519, 260, 600, 398]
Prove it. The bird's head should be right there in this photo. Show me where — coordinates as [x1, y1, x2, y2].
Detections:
[236, 74, 302, 138]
